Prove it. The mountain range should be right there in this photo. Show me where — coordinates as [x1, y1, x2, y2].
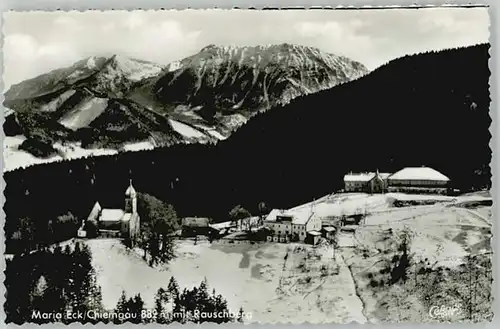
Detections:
[3, 43, 368, 167]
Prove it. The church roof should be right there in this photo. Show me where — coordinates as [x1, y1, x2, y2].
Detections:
[87, 201, 102, 222]
[182, 217, 210, 227]
[100, 209, 125, 222]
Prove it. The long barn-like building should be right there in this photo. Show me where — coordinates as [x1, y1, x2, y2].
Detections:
[343, 166, 451, 195]
[387, 167, 450, 194]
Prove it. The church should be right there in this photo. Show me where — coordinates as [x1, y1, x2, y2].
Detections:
[78, 180, 141, 242]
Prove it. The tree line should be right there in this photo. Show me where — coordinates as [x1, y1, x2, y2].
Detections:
[5, 211, 80, 255]
[5, 241, 245, 324]
[112, 277, 244, 324]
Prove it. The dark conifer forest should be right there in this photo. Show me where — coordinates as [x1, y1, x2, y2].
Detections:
[4, 44, 491, 252]
[5, 242, 103, 324]
[4, 241, 237, 324]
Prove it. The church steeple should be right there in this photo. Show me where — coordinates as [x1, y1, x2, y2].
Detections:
[125, 179, 137, 214]
[125, 179, 136, 197]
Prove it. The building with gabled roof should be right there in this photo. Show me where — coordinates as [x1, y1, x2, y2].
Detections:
[80, 180, 141, 243]
[263, 208, 322, 244]
[344, 170, 389, 193]
[181, 217, 217, 237]
[387, 166, 451, 194]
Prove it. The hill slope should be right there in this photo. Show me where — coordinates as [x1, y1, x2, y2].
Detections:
[4, 55, 184, 157]
[215, 43, 491, 204]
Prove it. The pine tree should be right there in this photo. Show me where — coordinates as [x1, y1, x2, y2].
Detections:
[154, 288, 167, 324]
[167, 276, 180, 301]
[85, 270, 104, 318]
[161, 235, 175, 262]
[33, 275, 48, 299]
[130, 294, 145, 324]
[31, 274, 49, 318]
[197, 277, 210, 312]
[114, 290, 128, 324]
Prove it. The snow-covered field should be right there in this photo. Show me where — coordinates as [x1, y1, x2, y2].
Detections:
[288, 192, 491, 219]
[289, 192, 491, 268]
[3, 135, 155, 172]
[358, 206, 490, 268]
[86, 239, 366, 323]
[386, 192, 455, 202]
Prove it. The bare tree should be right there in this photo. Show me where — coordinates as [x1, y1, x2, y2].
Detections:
[229, 205, 252, 231]
[258, 201, 268, 225]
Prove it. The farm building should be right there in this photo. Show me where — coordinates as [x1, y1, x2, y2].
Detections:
[307, 231, 322, 245]
[181, 217, 217, 237]
[343, 170, 390, 193]
[79, 180, 141, 243]
[387, 167, 450, 194]
[322, 226, 336, 240]
[263, 209, 322, 244]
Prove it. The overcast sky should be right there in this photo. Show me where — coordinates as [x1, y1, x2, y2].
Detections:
[2, 7, 489, 89]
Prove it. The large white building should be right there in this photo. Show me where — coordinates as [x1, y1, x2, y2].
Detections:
[263, 208, 322, 244]
[387, 167, 450, 194]
[344, 167, 451, 195]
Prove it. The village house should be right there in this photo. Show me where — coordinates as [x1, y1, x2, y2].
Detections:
[78, 180, 141, 244]
[181, 217, 217, 237]
[387, 166, 450, 194]
[322, 226, 336, 240]
[343, 170, 390, 194]
[263, 209, 322, 244]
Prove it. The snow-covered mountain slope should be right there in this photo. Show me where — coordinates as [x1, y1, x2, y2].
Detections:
[4, 55, 165, 109]
[5, 56, 109, 101]
[3, 44, 368, 171]
[86, 55, 165, 97]
[152, 44, 368, 114]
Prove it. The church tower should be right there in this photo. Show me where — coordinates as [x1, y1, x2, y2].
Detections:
[125, 179, 137, 214]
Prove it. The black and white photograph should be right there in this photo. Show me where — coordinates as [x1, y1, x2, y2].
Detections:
[2, 6, 493, 324]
